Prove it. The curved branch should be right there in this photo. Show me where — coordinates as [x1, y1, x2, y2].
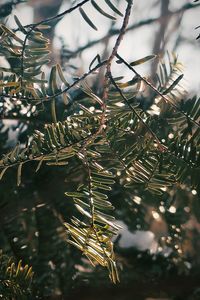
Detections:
[66, 2, 200, 59]
[20, 0, 91, 78]
[0, 60, 107, 103]
[116, 53, 200, 129]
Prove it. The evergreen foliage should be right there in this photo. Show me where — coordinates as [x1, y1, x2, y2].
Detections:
[0, 0, 200, 298]
[0, 252, 33, 299]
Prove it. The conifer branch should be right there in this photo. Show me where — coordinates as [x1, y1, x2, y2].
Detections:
[116, 53, 200, 128]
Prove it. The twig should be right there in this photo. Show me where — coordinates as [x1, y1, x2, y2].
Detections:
[65, 2, 200, 59]
[24, 0, 91, 29]
[20, 0, 90, 78]
[0, 60, 107, 104]
[116, 53, 200, 129]
[0, 133, 92, 170]
[84, 156, 118, 277]
[109, 73, 167, 152]
[100, 0, 133, 128]
[78, 0, 133, 152]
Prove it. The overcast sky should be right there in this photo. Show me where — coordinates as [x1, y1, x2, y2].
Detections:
[9, 0, 200, 94]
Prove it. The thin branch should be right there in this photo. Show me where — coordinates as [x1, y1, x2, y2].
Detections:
[125, 127, 200, 172]
[100, 0, 133, 128]
[0, 60, 107, 104]
[20, 0, 90, 78]
[66, 2, 200, 59]
[79, 0, 133, 150]
[83, 153, 95, 226]
[79, 150, 119, 282]
[25, 0, 91, 29]
[116, 53, 200, 129]
[0, 133, 92, 170]
[109, 73, 167, 152]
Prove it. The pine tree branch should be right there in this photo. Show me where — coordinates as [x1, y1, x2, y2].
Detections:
[116, 53, 200, 129]
[0, 60, 107, 104]
[20, 0, 90, 78]
[100, 0, 133, 129]
[0, 133, 91, 170]
[108, 72, 167, 152]
[78, 0, 134, 151]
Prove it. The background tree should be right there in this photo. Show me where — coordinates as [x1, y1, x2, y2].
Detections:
[0, 1, 200, 299]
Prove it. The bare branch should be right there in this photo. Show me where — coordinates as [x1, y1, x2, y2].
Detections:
[67, 2, 200, 59]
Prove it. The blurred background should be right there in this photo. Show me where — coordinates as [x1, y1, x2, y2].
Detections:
[7, 0, 200, 91]
[0, 0, 200, 299]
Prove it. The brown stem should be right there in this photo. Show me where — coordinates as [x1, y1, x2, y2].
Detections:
[101, 0, 133, 128]
[79, 0, 134, 150]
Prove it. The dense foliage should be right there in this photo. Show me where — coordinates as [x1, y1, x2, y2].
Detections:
[0, 0, 200, 299]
